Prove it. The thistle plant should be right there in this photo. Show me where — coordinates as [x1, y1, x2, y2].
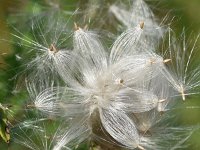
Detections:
[1, 0, 200, 150]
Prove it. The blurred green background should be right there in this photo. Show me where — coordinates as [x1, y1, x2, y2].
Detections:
[0, 0, 200, 149]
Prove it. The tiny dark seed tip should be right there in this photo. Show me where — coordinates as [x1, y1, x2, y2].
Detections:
[49, 44, 58, 53]
[140, 22, 144, 29]
[120, 79, 124, 84]
[160, 111, 164, 116]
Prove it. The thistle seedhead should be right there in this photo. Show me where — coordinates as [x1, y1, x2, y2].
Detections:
[11, 0, 200, 150]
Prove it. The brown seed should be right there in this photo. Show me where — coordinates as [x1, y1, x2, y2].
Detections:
[140, 22, 144, 29]
[119, 79, 124, 84]
[49, 44, 58, 53]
